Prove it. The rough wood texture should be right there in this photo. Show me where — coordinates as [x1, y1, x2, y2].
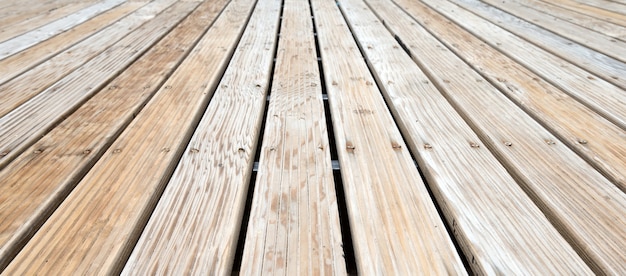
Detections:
[0, 0, 124, 60]
[449, 0, 626, 90]
[239, 0, 346, 273]
[546, 0, 626, 25]
[0, 0, 228, 270]
[0, 0, 188, 169]
[574, 0, 626, 15]
[0, 1, 147, 86]
[480, 0, 626, 62]
[312, 0, 466, 273]
[342, 0, 591, 273]
[123, 0, 282, 273]
[417, 0, 626, 132]
[397, 0, 626, 273]
[412, 0, 626, 190]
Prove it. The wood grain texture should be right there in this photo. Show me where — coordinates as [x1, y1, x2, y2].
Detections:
[122, 0, 282, 274]
[449, 0, 626, 90]
[480, 0, 626, 62]
[0, 0, 227, 271]
[546, 0, 626, 26]
[312, 0, 466, 274]
[0, 0, 125, 60]
[417, 0, 626, 133]
[0, 0, 189, 169]
[0, 0, 83, 30]
[239, 0, 346, 274]
[519, 0, 626, 41]
[573, 0, 626, 15]
[0, 1, 147, 86]
[0, 0, 175, 118]
[1, 0, 255, 272]
[0, 1, 93, 43]
[343, 0, 592, 274]
[396, 0, 626, 273]
[413, 0, 626, 191]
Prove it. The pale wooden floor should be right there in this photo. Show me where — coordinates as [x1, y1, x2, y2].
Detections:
[0, 0, 625, 274]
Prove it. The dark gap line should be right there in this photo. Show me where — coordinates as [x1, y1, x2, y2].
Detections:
[337, 0, 473, 272]
[309, 0, 356, 273]
[231, 0, 285, 273]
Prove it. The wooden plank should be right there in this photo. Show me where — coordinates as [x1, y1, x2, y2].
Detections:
[341, 0, 592, 273]
[0, 0, 79, 28]
[0, 0, 185, 168]
[0, 1, 147, 86]
[480, 0, 626, 62]
[547, 0, 626, 26]
[0, 0, 125, 60]
[123, 0, 282, 273]
[0, 0, 175, 118]
[239, 0, 346, 273]
[0, 1, 95, 43]
[518, 0, 626, 40]
[396, 0, 626, 273]
[311, 0, 466, 273]
[575, 0, 626, 15]
[443, 0, 626, 188]
[417, 0, 626, 132]
[0, 0, 228, 270]
[2, 0, 257, 273]
[448, 0, 626, 90]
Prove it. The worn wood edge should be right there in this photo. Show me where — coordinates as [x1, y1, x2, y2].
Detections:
[0, 0, 228, 271]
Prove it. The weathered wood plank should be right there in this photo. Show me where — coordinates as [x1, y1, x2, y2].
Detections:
[342, 0, 592, 273]
[0, 1, 147, 86]
[480, 0, 626, 62]
[518, 0, 626, 40]
[431, 0, 626, 190]
[239, 0, 346, 273]
[547, 0, 626, 26]
[574, 0, 626, 15]
[311, 0, 466, 273]
[123, 0, 283, 273]
[0, 0, 186, 168]
[1, 0, 257, 273]
[0, 0, 125, 60]
[0, 0, 228, 271]
[0, 1, 95, 43]
[396, 0, 626, 273]
[417, 0, 626, 133]
[0, 0, 174, 117]
[0, 0, 80, 28]
[449, 0, 626, 90]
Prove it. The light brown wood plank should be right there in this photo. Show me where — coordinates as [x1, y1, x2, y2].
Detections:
[0, 1, 147, 86]
[428, 0, 626, 190]
[0, 1, 95, 43]
[0, 0, 187, 168]
[2, 0, 257, 273]
[123, 0, 282, 273]
[0, 0, 125, 60]
[342, 0, 592, 273]
[417, 0, 626, 134]
[547, 0, 626, 26]
[575, 0, 626, 15]
[0, 0, 228, 270]
[449, 0, 626, 90]
[480, 0, 626, 62]
[0, 0, 175, 117]
[0, 0, 81, 29]
[396, 0, 626, 273]
[519, 0, 626, 40]
[239, 0, 346, 273]
[311, 0, 466, 273]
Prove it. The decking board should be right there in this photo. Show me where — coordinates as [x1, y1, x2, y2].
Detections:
[239, 0, 346, 273]
[0, 0, 228, 270]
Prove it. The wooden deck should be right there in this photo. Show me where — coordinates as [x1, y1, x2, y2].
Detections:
[0, 0, 625, 274]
